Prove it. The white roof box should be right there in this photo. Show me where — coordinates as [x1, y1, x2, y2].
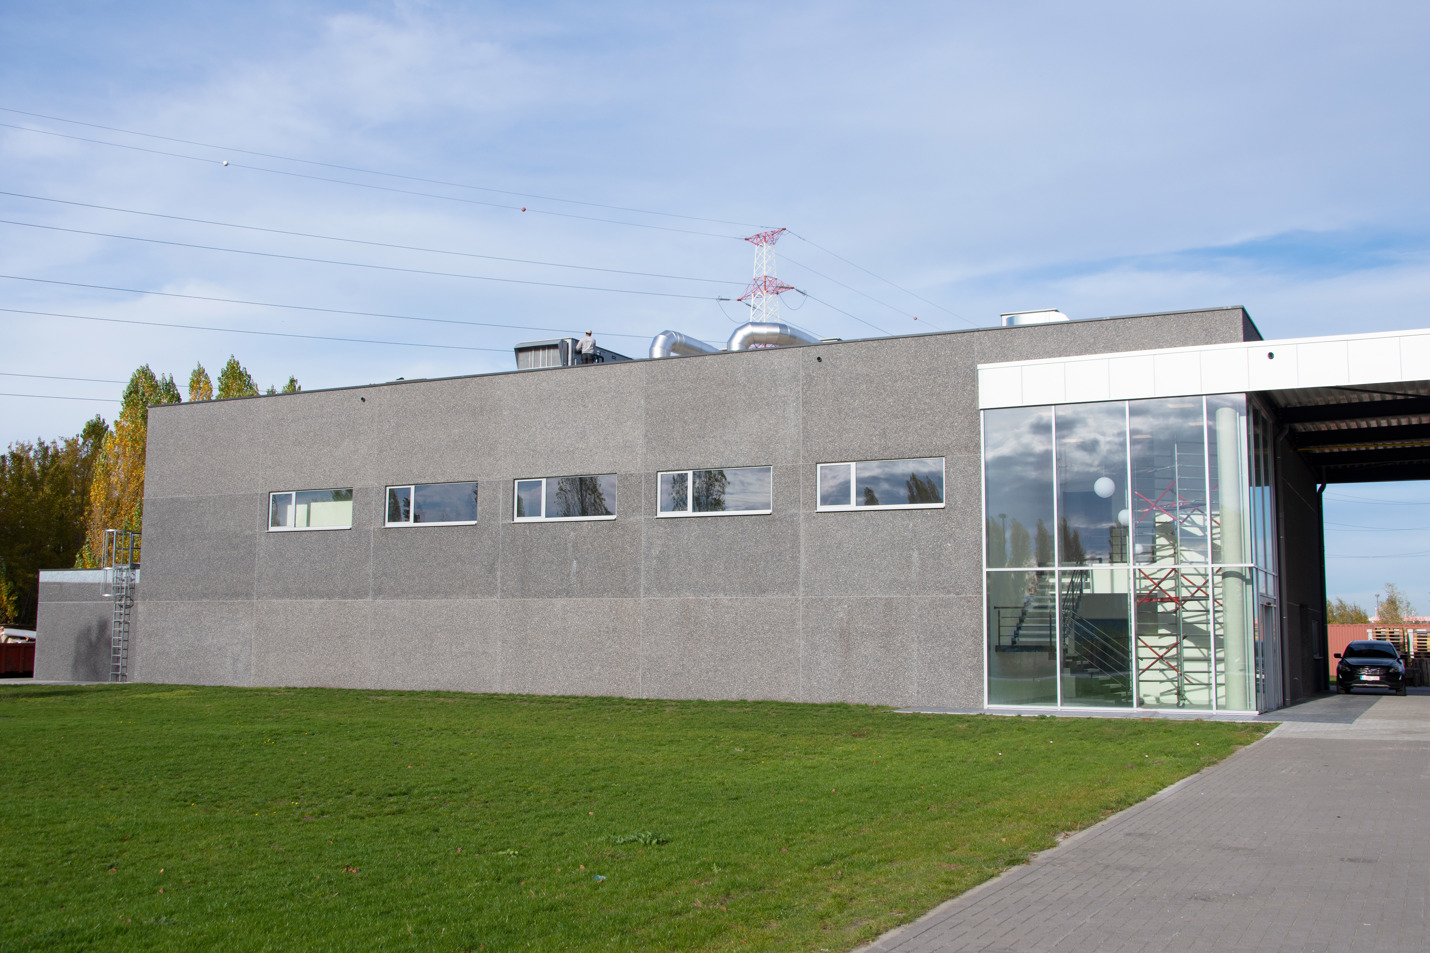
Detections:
[1001, 309, 1070, 327]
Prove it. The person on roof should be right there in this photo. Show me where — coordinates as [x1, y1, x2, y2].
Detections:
[577, 331, 597, 364]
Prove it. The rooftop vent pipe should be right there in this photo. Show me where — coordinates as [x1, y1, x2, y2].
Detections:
[726, 322, 819, 352]
[649, 330, 721, 359]
[1001, 309, 1070, 327]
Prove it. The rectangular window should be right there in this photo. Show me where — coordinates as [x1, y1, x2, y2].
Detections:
[658, 466, 772, 517]
[816, 458, 944, 511]
[268, 488, 353, 531]
[513, 474, 617, 521]
[386, 482, 478, 526]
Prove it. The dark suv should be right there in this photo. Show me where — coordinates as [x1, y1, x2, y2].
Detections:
[1335, 640, 1408, 696]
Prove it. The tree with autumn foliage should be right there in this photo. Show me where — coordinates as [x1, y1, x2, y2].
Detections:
[0, 417, 108, 626]
[77, 366, 181, 567]
[188, 362, 214, 402]
[216, 356, 259, 399]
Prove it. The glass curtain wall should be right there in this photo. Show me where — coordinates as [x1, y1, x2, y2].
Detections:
[984, 395, 1271, 711]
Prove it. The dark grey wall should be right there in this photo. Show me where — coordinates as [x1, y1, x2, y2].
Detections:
[132, 309, 1255, 706]
[34, 573, 114, 682]
[1275, 426, 1328, 702]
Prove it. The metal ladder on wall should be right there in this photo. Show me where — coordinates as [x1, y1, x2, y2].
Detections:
[102, 529, 138, 682]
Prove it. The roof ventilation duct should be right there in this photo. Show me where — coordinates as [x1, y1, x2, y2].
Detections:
[726, 322, 819, 352]
[1001, 310, 1070, 327]
[648, 330, 721, 359]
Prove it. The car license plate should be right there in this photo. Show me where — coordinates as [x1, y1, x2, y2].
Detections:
[1359, 674, 1379, 681]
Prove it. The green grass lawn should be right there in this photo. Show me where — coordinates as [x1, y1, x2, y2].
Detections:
[0, 685, 1269, 952]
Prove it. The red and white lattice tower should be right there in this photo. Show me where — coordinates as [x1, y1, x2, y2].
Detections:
[737, 228, 795, 324]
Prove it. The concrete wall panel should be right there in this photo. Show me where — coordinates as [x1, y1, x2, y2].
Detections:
[496, 598, 641, 697]
[139, 494, 257, 601]
[34, 585, 110, 681]
[370, 522, 499, 600]
[251, 599, 374, 688]
[132, 600, 253, 686]
[639, 597, 801, 701]
[368, 599, 501, 693]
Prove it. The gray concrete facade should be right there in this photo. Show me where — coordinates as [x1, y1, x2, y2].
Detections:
[131, 309, 1257, 706]
[33, 571, 116, 682]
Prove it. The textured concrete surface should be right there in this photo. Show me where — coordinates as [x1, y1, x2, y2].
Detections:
[128, 309, 1257, 705]
[33, 578, 112, 682]
[860, 691, 1430, 953]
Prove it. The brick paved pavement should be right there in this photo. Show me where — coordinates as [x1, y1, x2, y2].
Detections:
[861, 692, 1430, 953]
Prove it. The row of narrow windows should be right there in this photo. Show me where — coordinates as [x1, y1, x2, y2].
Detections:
[267, 458, 947, 531]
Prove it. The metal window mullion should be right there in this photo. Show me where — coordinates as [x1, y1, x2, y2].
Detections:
[1124, 401, 1138, 710]
[1203, 396, 1218, 712]
[1051, 406, 1062, 709]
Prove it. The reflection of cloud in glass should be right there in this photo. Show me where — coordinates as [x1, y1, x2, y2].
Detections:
[1130, 398, 1208, 564]
[819, 463, 851, 507]
[854, 458, 942, 506]
[984, 408, 1054, 566]
[413, 482, 477, 523]
[1056, 403, 1126, 565]
[718, 467, 771, 511]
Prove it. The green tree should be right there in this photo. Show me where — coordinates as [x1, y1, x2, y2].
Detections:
[693, 469, 727, 512]
[0, 416, 108, 626]
[1327, 598, 1370, 624]
[281, 376, 301, 394]
[1375, 583, 1414, 624]
[216, 356, 258, 399]
[905, 472, 942, 504]
[80, 367, 180, 565]
[188, 363, 214, 402]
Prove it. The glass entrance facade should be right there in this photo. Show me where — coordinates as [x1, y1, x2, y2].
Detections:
[983, 395, 1277, 712]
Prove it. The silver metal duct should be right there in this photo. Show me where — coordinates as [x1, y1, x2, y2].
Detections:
[725, 322, 819, 352]
[649, 330, 721, 359]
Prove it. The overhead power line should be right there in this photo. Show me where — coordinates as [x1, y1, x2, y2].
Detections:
[0, 307, 511, 353]
[782, 251, 944, 332]
[0, 392, 119, 403]
[0, 121, 743, 239]
[0, 370, 128, 384]
[0, 274, 658, 342]
[0, 190, 743, 287]
[0, 219, 732, 302]
[0, 105, 769, 230]
[786, 231, 978, 328]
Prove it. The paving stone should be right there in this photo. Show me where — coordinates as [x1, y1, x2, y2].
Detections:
[861, 692, 1430, 953]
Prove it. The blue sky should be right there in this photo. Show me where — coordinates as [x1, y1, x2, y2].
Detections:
[4, 1, 1430, 608]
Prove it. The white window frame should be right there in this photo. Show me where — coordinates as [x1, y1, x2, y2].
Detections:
[267, 488, 354, 532]
[384, 481, 479, 527]
[657, 466, 773, 518]
[512, 474, 618, 522]
[816, 458, 946, 512]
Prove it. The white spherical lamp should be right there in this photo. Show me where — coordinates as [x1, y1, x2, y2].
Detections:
[1093, 477, 1116, 499]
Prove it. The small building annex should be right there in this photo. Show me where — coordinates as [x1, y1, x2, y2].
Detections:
[37, 305, 1430, 713]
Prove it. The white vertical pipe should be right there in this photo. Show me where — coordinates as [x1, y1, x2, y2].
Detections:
[1216, 405, 1250, 711]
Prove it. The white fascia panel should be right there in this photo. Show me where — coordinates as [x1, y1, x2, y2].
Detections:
[1400, 333, 1430, 379]
[1199, 348, 1250, 394]
[1247, 345, 1299, 391]
[1106, 354, 1155, 400]
[977, 325, 1430, 408]
[1294, 340, 1350, 387]
[1346, 336, 1403, 385]
[1063, 358, 1111, 403]
[1021, 362, 1066, 405]
[978, 364, 1024, 408]
[1152, 350, 1202, 398]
